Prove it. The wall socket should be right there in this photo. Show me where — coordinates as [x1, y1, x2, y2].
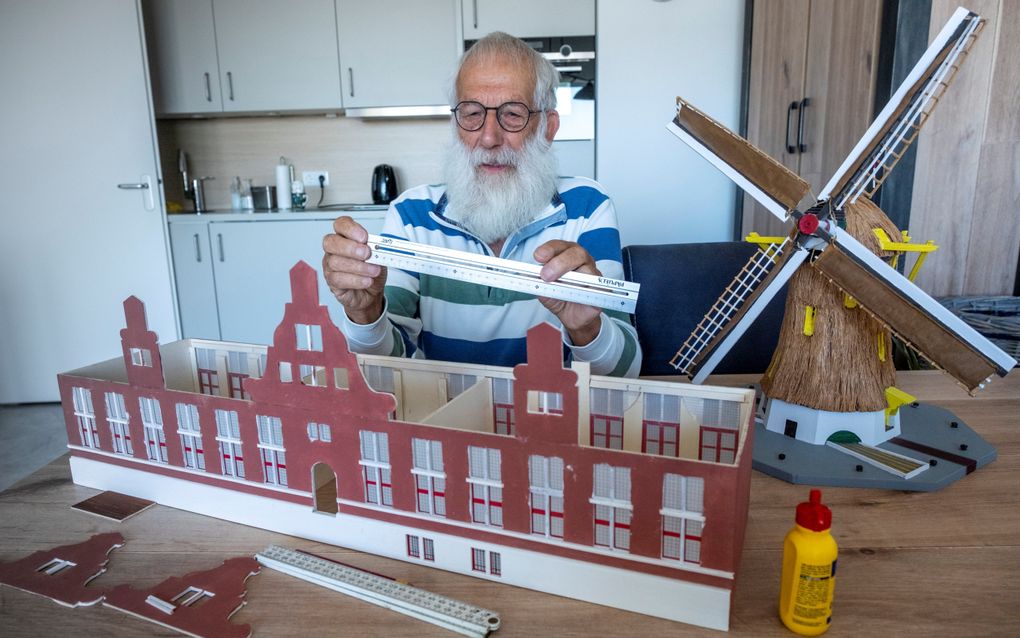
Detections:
[302, 171, 329, 187]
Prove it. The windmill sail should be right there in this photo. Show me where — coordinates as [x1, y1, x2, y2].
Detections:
[815, 228, 1016, 392]
[672, 238, 809, 383]
[668, 98, 811, 222]
[819, 8, 984, 209]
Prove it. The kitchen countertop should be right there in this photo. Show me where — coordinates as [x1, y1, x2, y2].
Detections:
[166, 205, 388, 223]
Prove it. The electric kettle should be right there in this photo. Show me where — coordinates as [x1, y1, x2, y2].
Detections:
[371, 164, 398, 205]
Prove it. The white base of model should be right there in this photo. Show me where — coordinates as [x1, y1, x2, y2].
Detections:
[69, 455, 734, 631]
[763, 396, 900, 446]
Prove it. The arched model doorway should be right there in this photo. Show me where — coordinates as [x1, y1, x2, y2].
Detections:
[311, 462, 338, 515]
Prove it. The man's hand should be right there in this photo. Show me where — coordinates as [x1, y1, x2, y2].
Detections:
[322, 216, 387, 324]
[533, 240, 602, 346]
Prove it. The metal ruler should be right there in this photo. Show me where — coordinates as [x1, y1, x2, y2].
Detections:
[255, 545, 501, 638]
[366, 235, 640, 313]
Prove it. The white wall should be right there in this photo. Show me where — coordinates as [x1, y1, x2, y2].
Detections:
[597, 0, 745, 246]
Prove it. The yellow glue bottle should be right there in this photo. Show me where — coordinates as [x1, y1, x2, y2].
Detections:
[779, 489, 838, 635]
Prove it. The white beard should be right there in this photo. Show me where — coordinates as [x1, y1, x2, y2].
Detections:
[442, 125, 559, 245]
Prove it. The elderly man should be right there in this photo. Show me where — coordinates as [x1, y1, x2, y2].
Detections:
[323, 32, 640, 378]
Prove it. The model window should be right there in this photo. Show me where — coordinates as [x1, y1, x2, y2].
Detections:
[590, 387, 624, 449]
[489, 551, 501, 576]
[195, 348, 219, 395]
[129, 347, 152, 367]
[226, 351, 250, 399]
[528, 455, 564, 538]
[411, 438, 445, 516]
[256, 415, 287, 486]
[591, 464, 632, 551]
[104, 392, 132, 455]
[471, 548, 486, 572]
[139, 397, 167, 463]
[446, 373, 477, 400]
[215, 409, 245, 478]
[406, 534, 420, 558]
[72, 387, 100, 449]
[661, 474, 705, 564]
[299, 364, 326, 387]
[698, 398, 741, 463]
[176, 403, 205, 471]
[295, 323, 323, 351]
[492, 378, 515, 435]
[468, 447, 503, 527]
[643, 393, 681, 457]
[423, 538, 435, 561]
[469, 548, 500, 576]
[307, 423, 332, 442]
[528, 391, 563, 415]
[359, 431, 393, 507]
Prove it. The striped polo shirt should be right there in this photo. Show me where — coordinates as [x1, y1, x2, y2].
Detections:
[338, 177, 641, 378]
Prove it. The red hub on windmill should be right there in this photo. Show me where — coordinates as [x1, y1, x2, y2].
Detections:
[798, 214, 820, 235]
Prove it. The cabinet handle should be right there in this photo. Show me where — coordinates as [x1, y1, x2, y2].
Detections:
[348, 67, 354, 97]
[194, 233, 202, 262]
[217, 233, 225, 262]
[204, 72, 212, 102]
[785, 101, 798, 154]
[226, 71, 234, 101]
[797, 97, 810, 153]
[473, 0, 478, 29]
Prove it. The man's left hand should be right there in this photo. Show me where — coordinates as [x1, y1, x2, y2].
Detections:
[533, 240, 602, 346]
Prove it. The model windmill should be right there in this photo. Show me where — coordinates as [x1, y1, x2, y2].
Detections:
[667, 7, 1015, 487]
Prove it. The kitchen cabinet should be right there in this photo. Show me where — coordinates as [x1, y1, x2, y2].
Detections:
[143, 0, 342, 116]
[169, 213, 384, 345]
[462, 0, 595, 39]
[741, 0, 883, 238]
[337, 0, 460, 109]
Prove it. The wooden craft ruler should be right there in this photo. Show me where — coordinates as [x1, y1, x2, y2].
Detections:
[255, 545, 501, 637]
[366, 235, 640, 313]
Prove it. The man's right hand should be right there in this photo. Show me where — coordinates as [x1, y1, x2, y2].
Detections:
[322, 216, 387, 325]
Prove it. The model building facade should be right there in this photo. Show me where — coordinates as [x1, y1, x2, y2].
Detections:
[58, 262, 755, 630]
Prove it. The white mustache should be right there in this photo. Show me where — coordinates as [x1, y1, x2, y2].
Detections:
[471, 146, 520, 168]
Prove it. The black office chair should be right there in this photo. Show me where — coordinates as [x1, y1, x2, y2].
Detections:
[622, 242, 788, 376]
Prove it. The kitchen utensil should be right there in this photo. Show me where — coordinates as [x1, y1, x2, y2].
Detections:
[371, 164, 398, 205]
[252, 185, 276, 210]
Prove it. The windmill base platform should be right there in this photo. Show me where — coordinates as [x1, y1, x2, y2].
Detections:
[751, 401, 996, 491]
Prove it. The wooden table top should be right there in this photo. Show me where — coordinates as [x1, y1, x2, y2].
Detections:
[1, 370, 1017, 637]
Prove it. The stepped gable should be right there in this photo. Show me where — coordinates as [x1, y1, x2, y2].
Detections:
[121, 296, 166, 390]
[245, 261, 396, 418]
[0, 532, 124, 607]
[512, 322, 579, 445]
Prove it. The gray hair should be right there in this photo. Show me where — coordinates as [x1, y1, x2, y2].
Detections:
[450, 32, 559, 111]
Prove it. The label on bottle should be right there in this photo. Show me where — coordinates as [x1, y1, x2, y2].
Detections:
[793, 561, 834, 626]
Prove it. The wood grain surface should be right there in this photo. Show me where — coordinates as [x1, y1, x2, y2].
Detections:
[1, 370, 1018, 637]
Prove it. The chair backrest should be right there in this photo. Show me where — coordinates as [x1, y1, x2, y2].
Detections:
[622, 242, 788, 376]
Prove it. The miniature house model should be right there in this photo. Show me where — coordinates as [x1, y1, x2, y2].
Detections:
[58, 262, 756, 631]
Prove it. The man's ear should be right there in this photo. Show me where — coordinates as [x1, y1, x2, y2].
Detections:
[544, 110, 560, 143]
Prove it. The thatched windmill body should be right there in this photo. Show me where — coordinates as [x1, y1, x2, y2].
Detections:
[667, 8, 1014, 456]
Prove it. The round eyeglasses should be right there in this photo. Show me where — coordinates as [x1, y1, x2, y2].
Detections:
[451, 101, 541, 133]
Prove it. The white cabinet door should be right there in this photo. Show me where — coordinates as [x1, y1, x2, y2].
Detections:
[337, 0, 460, 108]
[462, 0, 595, 39]
[210, 220, 338, 345]
[213, 0, 342, 112]
[169, 223, 220, 340]
[0, 0, 178, 402]
[142, 0, 222, 115]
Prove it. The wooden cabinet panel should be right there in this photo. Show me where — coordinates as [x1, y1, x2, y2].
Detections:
[741, 0, 882, 239]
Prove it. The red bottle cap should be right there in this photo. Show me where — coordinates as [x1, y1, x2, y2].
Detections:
[795, 489, 832, 531]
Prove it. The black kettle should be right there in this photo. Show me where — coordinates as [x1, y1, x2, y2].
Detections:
[371, 164, 398, 205]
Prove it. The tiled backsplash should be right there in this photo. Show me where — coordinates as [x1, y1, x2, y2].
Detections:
[157, 115, 453, 212]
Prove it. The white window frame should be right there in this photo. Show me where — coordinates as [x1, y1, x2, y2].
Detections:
[359, 431, 393, 507]
[411, 438, 446, 517]
[467, 447, 503, 527]
[129, 347, 152, 367]
[256, 415, 287, 486]
[214, 409, 244, 478]
[307, 422, 332, 442]
[446, 373, 477, 400]
[591, 464, 632, 552]
[39, 558, 77, 575]
[295, 323, 323, 351]
[590, 387, 624, 449]
[176, 403, 205, 471]
[528, 455, 565, 539]
[139, 397, 167, 463]
[661, 473, 706, 564]
[528, 390, 563, 415]
[104, 392, 132, 455]
[72, 387, 99, 449]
